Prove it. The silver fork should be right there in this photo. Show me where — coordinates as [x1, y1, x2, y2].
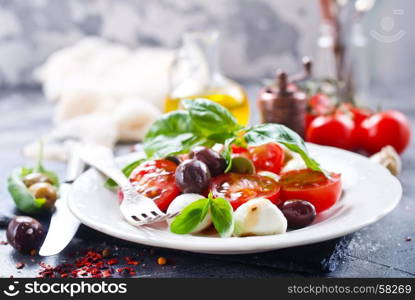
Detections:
[77, 143, 179, 226]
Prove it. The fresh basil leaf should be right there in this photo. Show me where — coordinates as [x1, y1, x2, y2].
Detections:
[210, 196, 234, 238]
[144, 110, 197, 158]
[182, 99, 242, 136]
[170, 198, 210, 234]
[243, 123, 326, 175]
[105, 159, 145, 189]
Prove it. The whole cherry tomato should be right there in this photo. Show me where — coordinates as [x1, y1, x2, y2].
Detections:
[306, 114, 355, 150]
[210, 173, 281, 210]
[129, 159, 180, 212]
[336, 103, 372, 150]
[305, 93, 333, 130]
[248, 143, 285, 174]
[349, 106, 372, 150]
[279, 169, 342, 213]
[360, 110, 411, 154]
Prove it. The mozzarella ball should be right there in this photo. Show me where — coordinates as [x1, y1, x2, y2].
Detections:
[167, 194, 211, 233]
[233, 198, 287, 237]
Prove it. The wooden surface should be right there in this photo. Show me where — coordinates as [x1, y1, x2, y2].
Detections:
[0, 87, 414, 278]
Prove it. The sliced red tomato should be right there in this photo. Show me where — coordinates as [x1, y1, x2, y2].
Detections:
[129, 159, 180, 212]
[210, 173, 281, 210]
[231, 144, 249, 154]
[248, 143, 285, 174]
[279, 169, 342, 213]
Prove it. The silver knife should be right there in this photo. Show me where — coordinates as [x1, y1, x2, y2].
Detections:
[39, 150, 84, 256]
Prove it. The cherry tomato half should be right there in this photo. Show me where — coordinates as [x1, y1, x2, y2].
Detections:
[306, 114, 355, 150]
[279, 169, 342, 213]
[360, 110, 411, 154]
[248, 143, 285, 174]
[210, 173, 281, 210]
[129, 160, 180, 212]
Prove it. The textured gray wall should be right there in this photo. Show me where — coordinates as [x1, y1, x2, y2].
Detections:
[0, 0, 413, 102]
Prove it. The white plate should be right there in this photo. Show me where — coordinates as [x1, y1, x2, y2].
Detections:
[68, 144, 402, 254]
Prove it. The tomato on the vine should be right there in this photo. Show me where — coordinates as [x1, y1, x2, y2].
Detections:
[210, 173, 281, 210]
[360, 110, 411, 154]
[248, 143, 285, 174]
[306, 114, 355, 150]
[129, 159, 180, 212]
[337, 103, 372, 150]
[279, 169, 342, 213]
[305, 93, 333, 130]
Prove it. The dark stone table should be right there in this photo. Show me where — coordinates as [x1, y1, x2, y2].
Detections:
[0, 87, 414, 278]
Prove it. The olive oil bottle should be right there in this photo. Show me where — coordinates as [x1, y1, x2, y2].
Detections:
[164, 31, 250, 125]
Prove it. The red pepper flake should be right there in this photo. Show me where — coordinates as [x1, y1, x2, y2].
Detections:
[36, 249, 141, 278]
[157, 257, 167, 265]
[107, 258, 119, 265]
[125, 256, 140, 265]
[16, 262, 25, 269]
[0, 241, 8, 245]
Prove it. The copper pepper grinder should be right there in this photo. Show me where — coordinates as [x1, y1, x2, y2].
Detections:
[257, 70, 307, 137]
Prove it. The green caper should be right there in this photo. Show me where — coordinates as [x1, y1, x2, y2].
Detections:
[230, 156, 256, 174]
[23, 172, 53, 188]
[28, 182, 58, 209]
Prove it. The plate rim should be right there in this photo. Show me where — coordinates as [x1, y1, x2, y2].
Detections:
[68, 144, 402, 254]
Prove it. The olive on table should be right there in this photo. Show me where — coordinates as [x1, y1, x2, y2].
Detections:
[189, 146, 226, 176]
[281, 200, 316, 229]
[22, 172, 53, 187]
[6, 216, 45, 254]
[28, 182, 58, 209]
[175, 159, 211, 194]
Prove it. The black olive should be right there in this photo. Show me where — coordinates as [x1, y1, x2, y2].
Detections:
[281, 200, 316, 229]
[6, 216, 45, 254]
[175, 159, 211, 194]
[165, 156, 181, 165]
[189, 146, 226, 176]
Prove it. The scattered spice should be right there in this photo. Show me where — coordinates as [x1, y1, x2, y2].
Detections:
[116, 267, 136, 276]
[107, 258, 119, 265]
[125, 256, 140, 265]
[0, 241, 8, 245]
[157, 257, 167, 265]
[405, 237, 412, 242]
[30, 249, 37, 256]
[37, 249, 138, 278]
[102, 248, 111, 258]
[15, 262, 25, 269]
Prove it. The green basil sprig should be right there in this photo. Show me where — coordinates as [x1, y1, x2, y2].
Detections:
[144, 98, 328, 176]
[7, 144, 59, 214]
[170, 193, 234, 237]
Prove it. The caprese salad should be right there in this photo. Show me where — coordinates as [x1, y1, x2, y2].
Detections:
[109, 98, 342, 238]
